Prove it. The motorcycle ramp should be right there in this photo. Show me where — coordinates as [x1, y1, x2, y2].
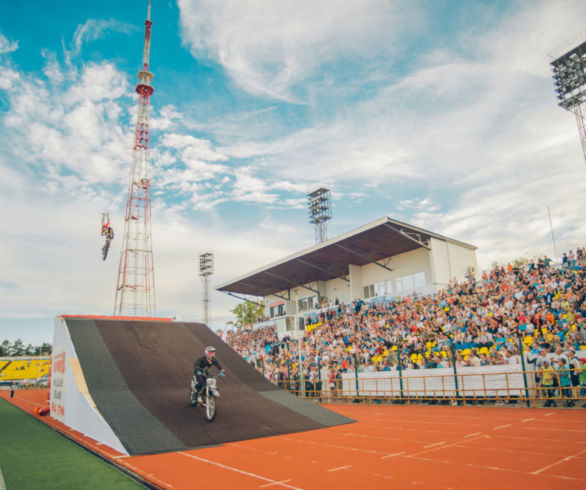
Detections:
[51, 315, 354, 455]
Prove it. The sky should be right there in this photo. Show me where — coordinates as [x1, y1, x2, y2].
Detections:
[1, 0, 585, 347]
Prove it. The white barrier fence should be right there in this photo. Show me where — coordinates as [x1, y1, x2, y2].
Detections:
[337, 364, 533, 398]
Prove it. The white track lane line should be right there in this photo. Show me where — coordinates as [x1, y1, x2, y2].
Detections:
[408, 454, 586, 483]
[259, 480, 293, 488]
[327, 465, 352, 472]
[424, 441, 446, 449]
[12, 395, 46, 408]
[493, 424, 511, 430]
[282, 437, 384, 456]
[380, 451, 405, 459]
[409, 434, 488, 458]
[521, 418, 535, 423]
[531, 448, 586, 475]
[464, 432, 481, 438]
[178, 452, 303, 490]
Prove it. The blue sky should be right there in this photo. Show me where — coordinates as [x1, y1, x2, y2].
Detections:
[1, 0, 585, 346]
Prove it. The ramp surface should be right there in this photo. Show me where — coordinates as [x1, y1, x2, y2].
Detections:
[66, 317, 353, 455]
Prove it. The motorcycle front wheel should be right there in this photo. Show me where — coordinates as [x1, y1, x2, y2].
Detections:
[205, 393, 217, 421]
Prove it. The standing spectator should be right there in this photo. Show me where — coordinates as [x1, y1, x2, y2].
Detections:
[540, 360, 557, 407]
[558, 359, 574, 407]
[328, 367, 338, 400]
[10, 381, 16, 398]
[579, 359, 586, 408]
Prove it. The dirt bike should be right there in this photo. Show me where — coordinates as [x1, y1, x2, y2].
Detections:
[189, 369, 224, 422]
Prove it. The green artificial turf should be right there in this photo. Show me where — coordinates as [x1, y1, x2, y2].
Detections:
[0, 399, 144, 489]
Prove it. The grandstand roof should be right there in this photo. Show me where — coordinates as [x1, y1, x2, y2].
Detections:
[217, 216, 477, 297]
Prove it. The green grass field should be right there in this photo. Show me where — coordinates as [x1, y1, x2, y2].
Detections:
[0, 399, 143, 489]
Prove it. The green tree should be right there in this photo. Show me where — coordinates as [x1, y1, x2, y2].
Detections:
[11, 339, 24, 356]
[227, 301, 265, 329]
[0, 340, 10, 357]
[38, 343, 52, 356]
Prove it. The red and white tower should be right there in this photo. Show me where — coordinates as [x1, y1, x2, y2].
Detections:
[114, 1, 156, 315]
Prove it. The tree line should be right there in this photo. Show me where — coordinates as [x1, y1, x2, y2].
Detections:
[0, 339, 52, 357]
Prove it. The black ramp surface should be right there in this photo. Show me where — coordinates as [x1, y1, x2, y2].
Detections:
[67, 318, 353, 455]
[66, 319, 184, 454]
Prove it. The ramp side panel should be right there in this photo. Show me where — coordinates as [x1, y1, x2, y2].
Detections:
[65, 318, 185, 455]
[52, 317, 127, 455]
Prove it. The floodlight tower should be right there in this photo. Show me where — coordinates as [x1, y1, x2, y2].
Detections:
[114, 1, 156, 315]
[550, 32, 586, 163]
[199, 253, 214, 326]
[308, 187, 332, 244]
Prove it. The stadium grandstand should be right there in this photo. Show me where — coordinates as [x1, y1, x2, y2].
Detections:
[0, 357, 50, 385]
[223, 235, 586, 407]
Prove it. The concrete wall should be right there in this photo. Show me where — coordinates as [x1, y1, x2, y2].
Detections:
[429, 238, 477, 285]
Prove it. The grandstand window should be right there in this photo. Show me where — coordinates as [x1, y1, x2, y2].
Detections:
[277, 304, 285, 316]
[270, 306, 275, 318]
[386, 280, 393, 295]
[374, 281, 386, 297]
[298, 296, 315, 311]
[403, 274, 414, 291]
[363, 284, 375, 298]
[396, 277, 403, 293]
[298, 317, 306, 331]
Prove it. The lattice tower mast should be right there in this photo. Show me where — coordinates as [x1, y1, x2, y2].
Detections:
[199, 253, 214, 326]
[550, 32, 586, 163]
[114, 1, 156, 315]
[308, 188, 332, 244]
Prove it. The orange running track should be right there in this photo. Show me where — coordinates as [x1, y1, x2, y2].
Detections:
[4, 390, 586, 490]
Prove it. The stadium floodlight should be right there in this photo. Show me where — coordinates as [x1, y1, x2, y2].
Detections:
[198, 252, 214, 326]
[308, 187, 332, 244]
[550, 31, 586, 162]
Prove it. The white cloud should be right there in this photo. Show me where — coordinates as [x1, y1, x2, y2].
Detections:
[2, 60, 131, 187]
[177, 0, 412, 100]
[231, 166, 277, 203]
[0, 32, 18, 54]
[161, 133, 227, 162]
[71, 19, 134, 57]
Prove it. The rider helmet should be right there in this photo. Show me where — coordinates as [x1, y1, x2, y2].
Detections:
[205, 346, 216, 357]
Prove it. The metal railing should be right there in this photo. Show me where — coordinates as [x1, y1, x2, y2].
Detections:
[279, 368, 585, 408]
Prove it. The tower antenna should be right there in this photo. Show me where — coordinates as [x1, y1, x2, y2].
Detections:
[114, 1, 156, 315]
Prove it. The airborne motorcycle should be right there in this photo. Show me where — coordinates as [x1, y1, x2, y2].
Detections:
[189, 368, 224, 421]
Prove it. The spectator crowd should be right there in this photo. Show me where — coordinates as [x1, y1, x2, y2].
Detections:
[226, 248, 586, 405]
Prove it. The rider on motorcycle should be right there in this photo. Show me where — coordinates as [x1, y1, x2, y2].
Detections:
[193, 346, 224, 403]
